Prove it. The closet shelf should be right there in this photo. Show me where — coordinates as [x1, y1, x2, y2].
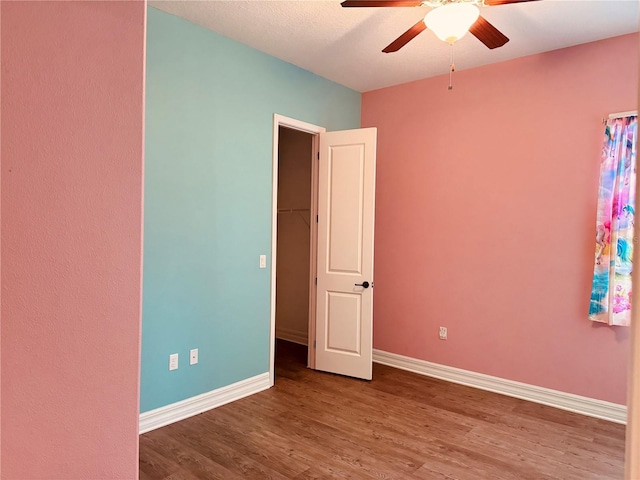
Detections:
[277, 208, 311, 228]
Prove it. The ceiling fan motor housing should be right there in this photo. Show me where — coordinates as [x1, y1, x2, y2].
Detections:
[341, 0, 534, 52]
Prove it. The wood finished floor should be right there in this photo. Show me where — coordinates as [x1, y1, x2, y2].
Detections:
[139, 340, 625, 479]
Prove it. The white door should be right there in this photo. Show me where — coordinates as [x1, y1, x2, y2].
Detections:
[315, 127, 377, 380]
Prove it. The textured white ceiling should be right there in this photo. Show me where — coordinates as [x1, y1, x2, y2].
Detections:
[151, 0, 639, 92]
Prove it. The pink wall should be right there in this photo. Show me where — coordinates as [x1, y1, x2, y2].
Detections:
[1, 2, 146, 478]
[363, 33, 638, 405]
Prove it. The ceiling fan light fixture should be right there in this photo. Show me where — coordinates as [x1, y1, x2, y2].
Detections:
[424, 3, 480, 44]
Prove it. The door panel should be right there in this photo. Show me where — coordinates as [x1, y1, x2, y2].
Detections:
[326, 292, 361, 354]
[316, 127, 377, 380]
[327, 145, 365, 274]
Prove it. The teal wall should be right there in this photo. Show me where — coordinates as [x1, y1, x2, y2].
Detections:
[141, 7, 361, 412]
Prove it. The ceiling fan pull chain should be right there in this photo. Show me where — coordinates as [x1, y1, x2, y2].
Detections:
[448, 43, 455, 91]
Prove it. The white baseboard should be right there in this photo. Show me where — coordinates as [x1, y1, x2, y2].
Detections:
[373, 349, 627, 425]
[139, 372, 271, 434]
[276, 327, 308, 346]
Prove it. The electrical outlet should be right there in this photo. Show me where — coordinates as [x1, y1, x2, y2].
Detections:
[259, 255, 267, 269]
[169, 353, 179, 370]
[439, 327, 447, 340]
[190, 348, 198, 365]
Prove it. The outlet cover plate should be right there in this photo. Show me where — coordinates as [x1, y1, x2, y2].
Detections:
[169, 353, 179, 370]
[190, 348, 198, 365]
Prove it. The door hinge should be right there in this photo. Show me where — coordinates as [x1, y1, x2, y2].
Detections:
[315, 277, 317, 286]
[313, 340, 317, 348]
[316, 215, 318, 223]
[317, 151, 320, 160]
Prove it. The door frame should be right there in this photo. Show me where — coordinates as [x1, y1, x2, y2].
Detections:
[269, 114, 325, 386]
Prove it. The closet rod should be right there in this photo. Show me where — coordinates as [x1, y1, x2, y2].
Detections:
[277, 208, 310, 213]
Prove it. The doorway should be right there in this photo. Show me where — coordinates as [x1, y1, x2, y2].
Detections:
[274, 126, 314, 377]
[269, 115, 377, 385]
[269, 115, 325, 386]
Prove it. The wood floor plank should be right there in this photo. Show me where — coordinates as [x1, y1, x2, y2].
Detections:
[272, 374, 475, 442]
[160, 420, 294, 480]
[258, 380, 465, 469]
[139, 435, 181, 480]
[462, 424, 600, 480]
[140, 340, 625, 479]
[140, 429, 244, 480]
[183, 413, 311, 478]
[162, 468, 213, 480]
[411, 439, 558, 480]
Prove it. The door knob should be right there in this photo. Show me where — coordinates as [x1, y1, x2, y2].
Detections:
[355, 281, 370, 288]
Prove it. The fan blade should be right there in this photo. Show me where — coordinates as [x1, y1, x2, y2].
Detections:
[341, 1, 422, 7]
[469, 16, 509, 49]
[483, 0, 539, 5]
[382, 19, 427, 52]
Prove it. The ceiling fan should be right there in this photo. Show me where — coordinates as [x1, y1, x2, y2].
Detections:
[341, 0, 539, 53]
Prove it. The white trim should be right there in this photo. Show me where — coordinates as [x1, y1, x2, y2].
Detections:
[270, 114, 325, 386]
[373, 349, 627, 425]
[307, 133, 320, 370]
[274, 114, 327, 135]
[139, 373, 270, 434]
[276, 327, 309, 346]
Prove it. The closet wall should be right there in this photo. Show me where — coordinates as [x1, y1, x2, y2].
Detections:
[276, 127, 313, 345]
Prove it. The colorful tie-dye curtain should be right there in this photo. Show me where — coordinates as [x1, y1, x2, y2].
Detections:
[589, 115, 637, 326]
